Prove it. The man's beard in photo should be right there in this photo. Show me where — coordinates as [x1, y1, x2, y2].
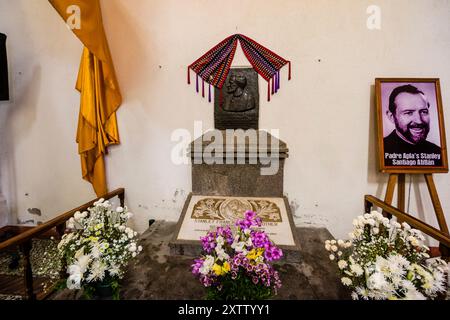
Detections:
[396, 121, 430, 144]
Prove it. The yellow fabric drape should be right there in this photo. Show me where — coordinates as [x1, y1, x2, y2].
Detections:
[49, 0, 122, 196]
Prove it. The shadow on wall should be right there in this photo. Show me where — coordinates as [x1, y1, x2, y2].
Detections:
[367, 83, 388, 198]
[1, 64, 42, 226]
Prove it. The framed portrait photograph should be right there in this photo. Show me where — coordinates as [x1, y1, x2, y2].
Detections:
[375, 78, 448, 173]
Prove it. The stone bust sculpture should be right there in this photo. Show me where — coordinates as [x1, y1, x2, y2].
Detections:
[223, 74, 255, 112]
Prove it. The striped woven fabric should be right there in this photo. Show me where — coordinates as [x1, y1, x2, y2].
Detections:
[188, 34, 291, 102]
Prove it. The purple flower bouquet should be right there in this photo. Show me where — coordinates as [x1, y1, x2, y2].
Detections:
[191, 211, 283, 300]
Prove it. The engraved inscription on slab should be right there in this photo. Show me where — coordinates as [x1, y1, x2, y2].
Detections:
[192, 198, 282, 223]
[177, 195, 295, 246]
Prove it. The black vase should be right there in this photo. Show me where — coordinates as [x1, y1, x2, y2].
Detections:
[94, 281, 114, 300]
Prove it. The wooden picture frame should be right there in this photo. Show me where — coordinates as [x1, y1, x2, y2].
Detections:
[375, 78, 448, 173]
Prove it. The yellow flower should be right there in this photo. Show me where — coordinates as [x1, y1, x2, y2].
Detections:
[212, 262, 231, 276]
[246, 248, 264, 261]
[246, 250, 256, 260]
[222, 261, 230, 274]
[212, 263, 223, 276]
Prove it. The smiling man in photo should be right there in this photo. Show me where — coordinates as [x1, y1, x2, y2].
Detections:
[384, 84, 442, 166]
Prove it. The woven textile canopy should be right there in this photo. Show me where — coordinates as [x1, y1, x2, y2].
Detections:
[188, 34, 291, 102]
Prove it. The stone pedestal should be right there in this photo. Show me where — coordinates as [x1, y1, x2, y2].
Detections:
[170, 130, 301, 262]
[190, 130, 288, 197]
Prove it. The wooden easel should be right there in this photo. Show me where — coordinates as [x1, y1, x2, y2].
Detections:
[383, 173, 450, 244]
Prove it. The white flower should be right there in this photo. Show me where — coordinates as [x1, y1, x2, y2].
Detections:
[330, 240, 337, 245]
[341, 277, 352, 286]
[371, 211, 383, 220]
[129, 244, 137, 252]
[337, 239, 345, 247]
[350, 264, 364, 276]
[329, 254, 335, 261]
[86, 260, 106, 282]
[67, 273, 81, 290]
[372, 227, 379, 235]
[351, 292, 359, 300]
[403, 286, 426, 300]
[325, 244, 331, 251]
[331, 245, 338, 252]
[91, 244, 101, 259]
[367, 272, 388, 290]
[138, 245, 143, 252]
[74, 247, 84, 259]
[109, 265, 121, 276]
[67, 264, 81, 276]
[94, 198, 104, 206]
[231, 241, 246, 253]
[67, 217, 75, 229]
[200, 256, 215, 275]
[337, 251, 342, 257]
[116, 206, 124, 213]
[76, 255, 91, 274]
[356, 286, 369, 300]
[338, 260, 348, 270]
[74, 211, 82, 221]
[216, 236, 224, 247]
[402, 222, 411, 230]
[215, 247, 230, 261]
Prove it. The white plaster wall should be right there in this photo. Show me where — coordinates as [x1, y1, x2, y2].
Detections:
[1, 0, 450, 243]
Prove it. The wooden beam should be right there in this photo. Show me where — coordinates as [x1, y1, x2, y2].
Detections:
[0, 188, 124, 251]
[365, 195, 450, 248]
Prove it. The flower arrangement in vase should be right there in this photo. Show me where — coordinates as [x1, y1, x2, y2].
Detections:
[325, 210, 448, 300]
[57, 198, 142, 299]
[192, 211, 283, 300]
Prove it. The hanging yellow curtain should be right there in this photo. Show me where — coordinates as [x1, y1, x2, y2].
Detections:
[49, 0, 122, 196]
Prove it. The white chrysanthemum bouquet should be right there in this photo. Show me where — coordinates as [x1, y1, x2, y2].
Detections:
[57, 198, 142, 299]
[325, 211, 448, 300]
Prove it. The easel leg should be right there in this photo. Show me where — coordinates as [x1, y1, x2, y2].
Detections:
[383, 174, 398, 218]
[397, 174, 405, 223]
[424, 174, 450, 235]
